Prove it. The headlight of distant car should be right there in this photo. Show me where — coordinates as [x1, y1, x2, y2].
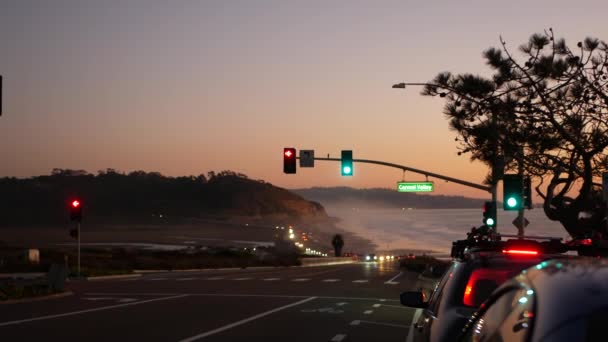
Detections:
[365, 255, 370, 261]
[373, 255, 377, 260]
[379, 256, 385, 261]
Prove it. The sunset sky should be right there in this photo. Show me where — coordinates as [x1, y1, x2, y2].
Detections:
[1, 0, 607, 199]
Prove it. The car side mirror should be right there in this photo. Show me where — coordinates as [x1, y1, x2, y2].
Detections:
[400, 291, 428, 308]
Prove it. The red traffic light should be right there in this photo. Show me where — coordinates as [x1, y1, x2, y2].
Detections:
[69, 199, 83, 222]
[283, 148, 296, 174]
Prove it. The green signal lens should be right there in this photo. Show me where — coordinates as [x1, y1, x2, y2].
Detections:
[507, 197, 518, 208]
[486, 218, 495, 226]
[342, 166, 352, 175]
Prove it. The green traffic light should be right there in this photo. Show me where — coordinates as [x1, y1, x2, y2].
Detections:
[486, 217, 495, 226]
[507, 197, 518, 208]
[342, 166, 352, 175]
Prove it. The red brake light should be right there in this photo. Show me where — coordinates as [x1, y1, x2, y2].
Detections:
[502, 249, 538, 255]
[580, 238, 593, 246]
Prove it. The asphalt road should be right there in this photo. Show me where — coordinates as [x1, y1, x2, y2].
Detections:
[0, 261, 426, 342]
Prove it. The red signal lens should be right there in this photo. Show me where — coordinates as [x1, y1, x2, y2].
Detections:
[284, 150, 293, 158]
[72, 200, 80, 208]
[502, 249, 538, 255]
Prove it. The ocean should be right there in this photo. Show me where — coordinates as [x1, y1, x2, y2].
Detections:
[326, 207, 570, 254]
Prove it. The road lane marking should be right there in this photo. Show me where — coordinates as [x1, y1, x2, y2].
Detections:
[352, 280, 369, 283]
[83, 297, 137, 303]
[352, 320, 409, 329]
[0, 295, 188, 327]
[330, 334, 347, 341]
[177, 297, 317, 342]
[385, 281, 400, 285]
[375, 304, 410, 310]
[233, 277, 252, 281]
[205, 277, 224, 280]
[406, 309, 423, 342]
[336, 302, 348, 306]
[148, 278, 167, 281]
[373, 304, 381, 308]
[292, 278, 310, 282]
[84, 293, 399, 302]
[322, 279, 340, 282]
[364, 310, 373, 315]
[177, 278, 198, 281]
[385, 271, 403, 284]
[350, 320, 360, 326]
[263, 278, 280, 281]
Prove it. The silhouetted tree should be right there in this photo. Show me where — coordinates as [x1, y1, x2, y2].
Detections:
[423, 29, 608, 238]
[332, 234, 344, 257]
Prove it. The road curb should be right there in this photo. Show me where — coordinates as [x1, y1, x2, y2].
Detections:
[133, 266, 287, 273]
[0, 291, 74, 305]
[86, 274, 142, 281]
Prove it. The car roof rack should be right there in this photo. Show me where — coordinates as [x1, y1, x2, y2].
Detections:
[451, 229, 569, 260]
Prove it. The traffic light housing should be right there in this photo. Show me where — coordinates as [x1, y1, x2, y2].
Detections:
[69, 228, 78, 239]
[283, 148, 296, 174]
[483, 201, 497, 227]
[503, 175, 523, 210]
[341, 150, 353, 176]
[69, 199, 82, 222]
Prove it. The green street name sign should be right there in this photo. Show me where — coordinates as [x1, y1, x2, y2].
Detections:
[397, 182, 434, 193]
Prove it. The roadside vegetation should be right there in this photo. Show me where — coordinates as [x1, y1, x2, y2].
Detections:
[425, 29, 608, 241]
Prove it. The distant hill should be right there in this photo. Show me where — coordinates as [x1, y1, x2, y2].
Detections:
[0, 169, 327, 226]
[293, 187, 487, 209]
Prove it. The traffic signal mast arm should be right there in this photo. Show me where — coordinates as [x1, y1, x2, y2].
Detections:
[297, 156, 491, 192]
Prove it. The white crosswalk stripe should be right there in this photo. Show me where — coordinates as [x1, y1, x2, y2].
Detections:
[233, 277, 253, 281]
[204, 277, 224, 280]
[322, 279, 341, 282]
[292, 278, 311, 282]
[263, 278, 280, 281]
[352, 280, 369, 283]
[177, 278, 198, 281]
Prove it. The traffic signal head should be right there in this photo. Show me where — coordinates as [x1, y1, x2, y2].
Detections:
[483, 201, 497, 227]
[283, 148, 296, 174]
[69, 199, 82, 222]
[341, 150, 353, 176]
[503, 174, 523, 210]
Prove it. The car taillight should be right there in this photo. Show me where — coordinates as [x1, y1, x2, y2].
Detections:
[463, 268, 512, 307]
[502, 249, 539, 255]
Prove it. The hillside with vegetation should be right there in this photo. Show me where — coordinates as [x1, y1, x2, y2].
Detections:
[0, 169, 328, 226]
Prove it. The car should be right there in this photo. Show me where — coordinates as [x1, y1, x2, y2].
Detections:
[364, 253, 377, 262]
[459, 258, 608, 342]
[401, 234, 570, 342]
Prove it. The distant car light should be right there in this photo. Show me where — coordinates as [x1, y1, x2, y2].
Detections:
[379, 256, 385, 261]
[373, 256, 377, 260]
[366, 256, 370, 261]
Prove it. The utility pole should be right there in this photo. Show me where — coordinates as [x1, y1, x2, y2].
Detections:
[516, 147, 525, 237]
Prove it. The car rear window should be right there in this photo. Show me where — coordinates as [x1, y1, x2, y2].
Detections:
[462, 259, 542, 308]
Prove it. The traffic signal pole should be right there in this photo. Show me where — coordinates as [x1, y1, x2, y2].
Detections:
[516, 149, 525, 237]
[298, 156, 491, 193]
[77, 222, 81, 277]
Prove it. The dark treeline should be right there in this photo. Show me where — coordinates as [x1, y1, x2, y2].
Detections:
[0, 169, 326, 226]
